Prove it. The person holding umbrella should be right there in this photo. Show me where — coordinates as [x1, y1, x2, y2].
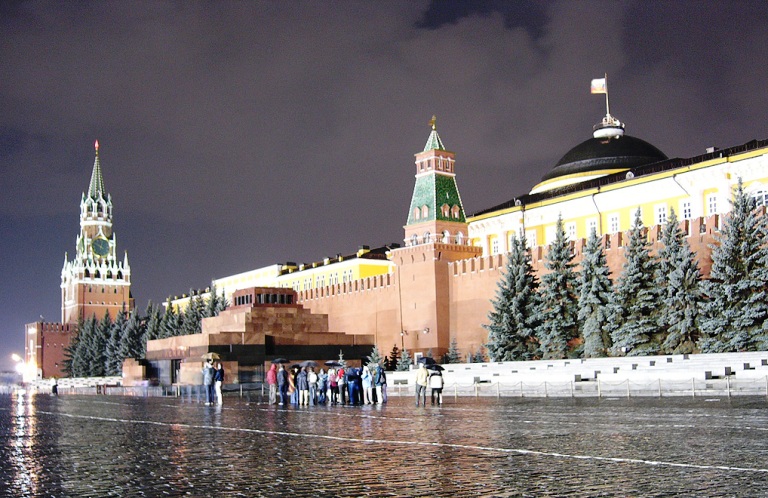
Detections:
[267, 363, 278, 404]
[429, 366, 444, 405]
[202, 359, 214, 405]
[277, 364, 289, 406]
[415, 362, 429, 407]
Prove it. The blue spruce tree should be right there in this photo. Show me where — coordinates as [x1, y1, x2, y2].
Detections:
[577, 228, 613, 357]
[655, 209, 702, 353]
[699, 179, 768, 352]
[609, 208, 660, 356]
[484, 235, 541, 361]
[536, 215, 579, 359]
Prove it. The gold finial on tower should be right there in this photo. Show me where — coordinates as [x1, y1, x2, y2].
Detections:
[429, 115, 436, 130]
[95, 140, 100, 154]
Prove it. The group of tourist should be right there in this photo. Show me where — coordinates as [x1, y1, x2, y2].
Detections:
[202, 358, 225, 405]
[265, 361, 445, 407]
[266, 363, 389, 406]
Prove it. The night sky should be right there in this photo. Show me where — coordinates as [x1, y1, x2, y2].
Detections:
[2, 1, 768, 365]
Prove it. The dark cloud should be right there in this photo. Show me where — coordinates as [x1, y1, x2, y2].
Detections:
[2, 1, 768, 363]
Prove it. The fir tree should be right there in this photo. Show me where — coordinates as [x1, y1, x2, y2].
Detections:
[119, 308, 145, 361]
[366, 344, 384, 368]
[84, 312, 111, 376]
[181, 291, 202, 335]
[62, 317, 85, 377]
[160, 298, 181, 338]
[699, 179, 768, 352]
[143, 302, 162, 344]
[472, 346, 486, 363]
[484, 235, 541, 361]
[610, 209, 660, 356]
[656, 209, 703, 353]
[105, 308, 127, 376]
[445, 337, 461, 364]
[396, 348, 412, 371]
[536, 215, 579, 359]
[387, 344, 400, 371]
[577, 228, 613, 357]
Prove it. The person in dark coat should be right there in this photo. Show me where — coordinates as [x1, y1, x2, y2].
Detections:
[297, 367, 310, 406]
[277, 364, 289, 405]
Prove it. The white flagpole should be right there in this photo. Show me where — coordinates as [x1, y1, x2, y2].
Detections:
[604, 73, 610, 117]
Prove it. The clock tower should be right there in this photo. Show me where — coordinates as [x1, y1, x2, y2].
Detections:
[61, 141, 133, 323]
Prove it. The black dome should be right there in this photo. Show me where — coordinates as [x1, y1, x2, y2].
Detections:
[541, 135, 667, 183]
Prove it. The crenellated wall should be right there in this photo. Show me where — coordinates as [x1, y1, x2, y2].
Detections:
[298, 215, 721, 360]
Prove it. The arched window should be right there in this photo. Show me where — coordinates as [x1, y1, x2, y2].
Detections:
[442, 230, 450, 243]
[456, 232, 464, 245]
[441, 204, 450, 217]
[423, 231, 431, 243]
[452, 205, 460, 219]
[421, 205, 429, 218]
[410, 234, 419, 246]
[413, 207, 420, 220]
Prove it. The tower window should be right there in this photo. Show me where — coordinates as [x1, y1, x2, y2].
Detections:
[423, 232, 431, 243]
[413, 207, 420, 220]
[421, 205, 429, 219]
[452, 205, 460, 219]
[441, 204, 450, 217]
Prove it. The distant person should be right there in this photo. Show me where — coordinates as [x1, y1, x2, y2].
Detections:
[415, 363, 429, 407]
[328, 368, 339, 405]
[277, 364, 289, 405]
[374, 365, 387, 404]
[429, 369, 443, 405]
[290, 367, 299, 405]
[317, 368, 328, 404]
[347, 367, 361, 405]
[308, 367, 318, 405]
[267, 363, 278, 405]
[51, 377, 58, 396]
[214, 362, 224, 405]
[362, 366, 373, 404]
[202, 359, 215, 405]
[297, 367, 310, 406]
[337, 367, 347, 405]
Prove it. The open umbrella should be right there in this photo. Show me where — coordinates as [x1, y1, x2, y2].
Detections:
[417, 356, 436, 366]
[324, 361, 342, 367]
[201, 352, 221, 361]
[271, 358, 290, 364]
[426, 364, 444, 371]
[300, 360, 318, 368]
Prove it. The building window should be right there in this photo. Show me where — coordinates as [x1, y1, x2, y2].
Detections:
[441, 204, 450, 217]
[421, 205, 429, 218]
[526, 231, 537, 248]
[423, 232, 431, 243]
[411, 234, 419, 246]
[442, 230, 450, 243]
[491, 237, 499, 255]
[656, 205, 668, 225]
[456, 232, 464, 245]
[753, 190, 768, 207]
[681, 200, 692, 220]
[587, 218, 598, 237]
[413, 207, 420, 220]
[452, 205, 460, 219]
[707, 194, 718, 216]
[608, 214, 620, 234]
[565, 222, 577, 241]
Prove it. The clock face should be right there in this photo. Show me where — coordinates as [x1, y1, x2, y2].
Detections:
[92, 237, 110, 257]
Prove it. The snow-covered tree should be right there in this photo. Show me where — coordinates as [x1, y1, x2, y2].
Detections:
[577, 228, 613, 357]
[484, 235, 541, 361]
[609, 208, 660, 356]
[699, 179, 768, 352]
[656, 209, 703, 353]
[536, 215, 579, 358]
[119, 308, 145, 361]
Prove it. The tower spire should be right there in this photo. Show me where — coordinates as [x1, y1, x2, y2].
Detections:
[88, 140, 106, 199]
[423, 115, 445, 151]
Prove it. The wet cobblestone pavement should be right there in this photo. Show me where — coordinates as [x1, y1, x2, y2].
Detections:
[2, 393, 768, 497]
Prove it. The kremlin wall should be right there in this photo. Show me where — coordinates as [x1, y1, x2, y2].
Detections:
[26, 91, 768, 382]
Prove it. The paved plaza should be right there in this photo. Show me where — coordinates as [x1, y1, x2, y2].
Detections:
[2, 391, 768, 497]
